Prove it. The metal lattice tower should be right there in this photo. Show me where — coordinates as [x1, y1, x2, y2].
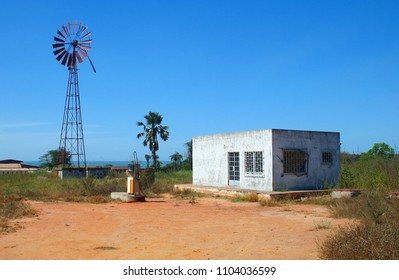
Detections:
[52, 22, 96, 168]
[58, 66, 86, 167]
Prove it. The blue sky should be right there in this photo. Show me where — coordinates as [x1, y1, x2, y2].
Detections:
[0, 0, 398, 161]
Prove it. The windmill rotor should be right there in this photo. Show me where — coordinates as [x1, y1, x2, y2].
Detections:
[52, 21, 95, 71]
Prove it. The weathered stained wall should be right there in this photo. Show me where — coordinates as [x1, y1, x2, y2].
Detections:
[193, 130, 274, 191]
[271, 129, 340, 191]
[193, 129, 340, 191]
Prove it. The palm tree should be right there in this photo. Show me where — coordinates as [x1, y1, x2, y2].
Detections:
[170, 152, 183, 171]
[136, 111, 169, 170]
[144, 154, 151, 168]
[184, 140, 193, 170]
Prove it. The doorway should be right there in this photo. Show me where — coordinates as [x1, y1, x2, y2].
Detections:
[228, 152, 240, 186]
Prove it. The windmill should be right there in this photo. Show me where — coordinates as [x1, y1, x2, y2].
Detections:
[52, 22, 96, 168]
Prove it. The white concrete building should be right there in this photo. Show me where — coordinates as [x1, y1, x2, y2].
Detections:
[193, 129, 340, 191]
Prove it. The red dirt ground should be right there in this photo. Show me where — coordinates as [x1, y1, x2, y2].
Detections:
[0, 196, 349, 260]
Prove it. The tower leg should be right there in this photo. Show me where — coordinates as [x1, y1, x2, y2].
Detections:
[58, 66, 87, 168]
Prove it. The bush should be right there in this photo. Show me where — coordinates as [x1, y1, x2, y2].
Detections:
[319, 190, 399, 259]
[319, 220, 399, 259]
[0, 194, 37, 233]
[339, 157, 399, 190]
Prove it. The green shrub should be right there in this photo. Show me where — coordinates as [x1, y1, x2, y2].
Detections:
[339, 157, 399, 190]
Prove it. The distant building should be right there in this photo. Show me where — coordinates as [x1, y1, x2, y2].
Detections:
[57, 165, 128, 179]
[193, 129, 340, 191]
[0, 159, 39, 175]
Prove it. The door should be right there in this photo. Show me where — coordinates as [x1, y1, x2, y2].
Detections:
[228, 152, 240, 186]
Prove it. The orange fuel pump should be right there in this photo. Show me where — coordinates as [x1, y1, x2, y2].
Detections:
[126, 153, 145, 202]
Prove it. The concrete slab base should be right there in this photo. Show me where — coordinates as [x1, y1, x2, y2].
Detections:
[174, 184, 333, 201]
[331, 189, 361, 199]
[110, 192, 145, 202]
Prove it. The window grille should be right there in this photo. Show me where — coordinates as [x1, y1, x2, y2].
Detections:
[228, 152, 240, 181]
[322, 152, 333, 165]
[283, 150, 308, 175]
[245, 151, 263, 176]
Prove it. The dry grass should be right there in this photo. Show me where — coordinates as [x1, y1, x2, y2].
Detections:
[319, 190, 399, 259]
[319, 220, 399, 259]
[258, 198, 281, 207]
[312, 220, 332, 230]
[0, 194, 37, 233]
[229, 192, 259, 203]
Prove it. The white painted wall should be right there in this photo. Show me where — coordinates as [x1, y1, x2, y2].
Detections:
[193, 130, 273, 191]
[193, 129, 340, 191]
[271, 129, 340, 191]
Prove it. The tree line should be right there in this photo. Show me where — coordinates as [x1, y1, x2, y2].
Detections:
[39, 111, 193, 171]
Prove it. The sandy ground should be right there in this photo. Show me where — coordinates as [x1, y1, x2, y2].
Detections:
[0, 196, 349, 260]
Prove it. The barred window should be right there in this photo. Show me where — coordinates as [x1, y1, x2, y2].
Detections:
[322, 152, 333, 165]
[283, 150, 308, 175]
[245, 151, 263, 176]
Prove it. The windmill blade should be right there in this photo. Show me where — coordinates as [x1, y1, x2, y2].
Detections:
[81, 31, 91, 39]
[61, 52, 69, 65]
[57, 30, 66, 39]
[56, 50, 67, 61]
[54, 37, 65, 43]
[67, 53, 73, 67]
[76, 51, 83, 63]
[81, 39, 92, 44]
[52, 43, 65, 49]
[68, 22, 71, 33]
[79, 48, 88, 57]
[53, 47, 65, 56]
[73, 21, 77, 33]
[80, 26, 88, 36]
[80, 45, 92, 51]
[62, 25, 69, 36]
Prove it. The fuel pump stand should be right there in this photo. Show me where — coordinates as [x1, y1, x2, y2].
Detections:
[126, 163, 146, 202]
[110, 152, 146, 202]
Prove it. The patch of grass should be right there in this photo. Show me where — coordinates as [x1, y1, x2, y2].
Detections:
[244, 192, 259, 202]
[229, 192, 259, 203]
[299, 195, 334, 206]
[258, 198, 281, 207]
[189, 196, 197, 205]
[313, 220, 332, 230]
[0, 194, 37, 233]
[229, 195, 247, 203]
[0, 217, 12, 233]
[0, 194, 37, 219]
[339, 157, 399, 191]
[143, 170, 192, 196]
[0, 172, 126, 203]
[172, 188, 206, 205]
[0, 170, 190, 202]
[94, 246, 117, 250]
[319, 190, 399, 259]
[319, 220, 399, 259]
[329, 190, 399, 222]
